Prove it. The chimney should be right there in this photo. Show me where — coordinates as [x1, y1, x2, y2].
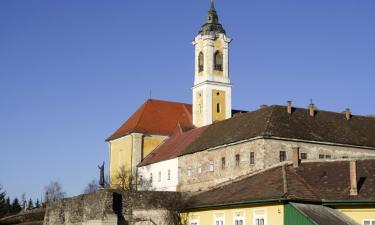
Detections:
[287, 101, 292, 114]
[345, 108, 351, 120]
[349, 160, 358, 196]
[309, 104, 315, 117]
[292, 147, 300, 168]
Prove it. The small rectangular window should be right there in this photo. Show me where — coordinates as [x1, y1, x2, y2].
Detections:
[214, 213, 224, 225]
[342, 156, 348, 159]
[301, 153, 307, 160]
[158, 171, 161, 182]
[319, 154, 325, 159]
[187, 167, 192, 177]
[150, 173, 153, 183]
[167, 169, 171, 180]
[216, 103, 221, 113]
[279, 151, 286, 162]
[235, 154, 240, 166]
[234, 212, 244, 225]
[197, 164, 202, 174]
[363, 219, 375, 225]
[209, 161, 214, 172]
[255, 218, 265, 225]
[325, 155, 331, 159]
[221, 157, 225, 169]
[250, 152, 255, 165]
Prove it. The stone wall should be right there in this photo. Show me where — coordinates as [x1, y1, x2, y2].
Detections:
[178, 137, 375, 192]
[178, 139, 266, 192]
[43, 190, 184, 225]
[43, 190, 117, 225]
[131, 209, 173, 225]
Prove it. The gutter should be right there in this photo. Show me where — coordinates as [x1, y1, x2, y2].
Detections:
[322, 200, 375, 206]
[183, 198, 375, 212]
[183, 198, 285, 211]
[183, 198, 325, 212]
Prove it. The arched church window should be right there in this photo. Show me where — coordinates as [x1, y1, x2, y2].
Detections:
[214, 51, 223, 71]
[198, 52, 204, 72]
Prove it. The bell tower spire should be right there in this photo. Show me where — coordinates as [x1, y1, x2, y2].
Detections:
[192, 1, 232, 127]
[210, 0, 215, 10]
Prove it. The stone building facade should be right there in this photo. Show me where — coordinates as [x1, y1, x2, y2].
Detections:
[178, 137, 375, 192]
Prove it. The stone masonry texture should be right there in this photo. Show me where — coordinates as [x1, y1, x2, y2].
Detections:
[178, 138, 375, 192]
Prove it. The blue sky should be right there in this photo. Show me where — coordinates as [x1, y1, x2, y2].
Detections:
[0, 0, 374, 201]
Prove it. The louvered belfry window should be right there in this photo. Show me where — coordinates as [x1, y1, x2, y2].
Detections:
[198, 52, 204, 72]
[214, 51, 223, 71]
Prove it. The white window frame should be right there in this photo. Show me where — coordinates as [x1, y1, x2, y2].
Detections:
[253, 209, 267, 225]
[214, 213, 225, 225]
[209, 161, 214, 172]
[363, 219, 375, 225]
[190, 217, 199, 225]
[233, 211, 245, 225]
[188, 167, 192, 177]
[198, 164, 202, 174]
[167, 169, 171, 180]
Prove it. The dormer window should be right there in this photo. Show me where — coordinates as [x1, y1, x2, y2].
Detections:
[214, 51, 223, 71]
[198, 52, 204, 72]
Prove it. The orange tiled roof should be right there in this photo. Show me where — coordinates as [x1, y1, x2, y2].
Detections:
[106, 99, 194, 141]
[138, 125, 207, 167]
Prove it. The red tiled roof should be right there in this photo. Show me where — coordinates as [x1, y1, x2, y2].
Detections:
[138, 125, 208, 167]
[106, 99, 194, 141]
[188, 164, 319, 207]
[189, 159, 375, 208]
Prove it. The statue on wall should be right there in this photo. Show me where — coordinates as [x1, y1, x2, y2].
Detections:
[98, 162, 105, 188]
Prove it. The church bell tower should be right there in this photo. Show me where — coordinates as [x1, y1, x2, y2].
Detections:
[192, 0, 232, 127]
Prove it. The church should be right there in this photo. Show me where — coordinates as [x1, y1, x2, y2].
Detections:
[104, 1, 375, 224]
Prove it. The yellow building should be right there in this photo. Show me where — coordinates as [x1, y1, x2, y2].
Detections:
[106, 99, 194, 186]
[183, 159, 375, 225]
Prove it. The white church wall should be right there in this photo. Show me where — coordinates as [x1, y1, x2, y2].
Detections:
[138, 158, 179, 191]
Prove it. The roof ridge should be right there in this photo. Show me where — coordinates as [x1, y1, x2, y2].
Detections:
[270, 104, 375, 120]
[286, 166, 322, 200]
[148, 98, 191, 106]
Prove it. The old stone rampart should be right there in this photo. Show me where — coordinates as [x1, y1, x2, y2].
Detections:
[43, 190, 185, 225]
